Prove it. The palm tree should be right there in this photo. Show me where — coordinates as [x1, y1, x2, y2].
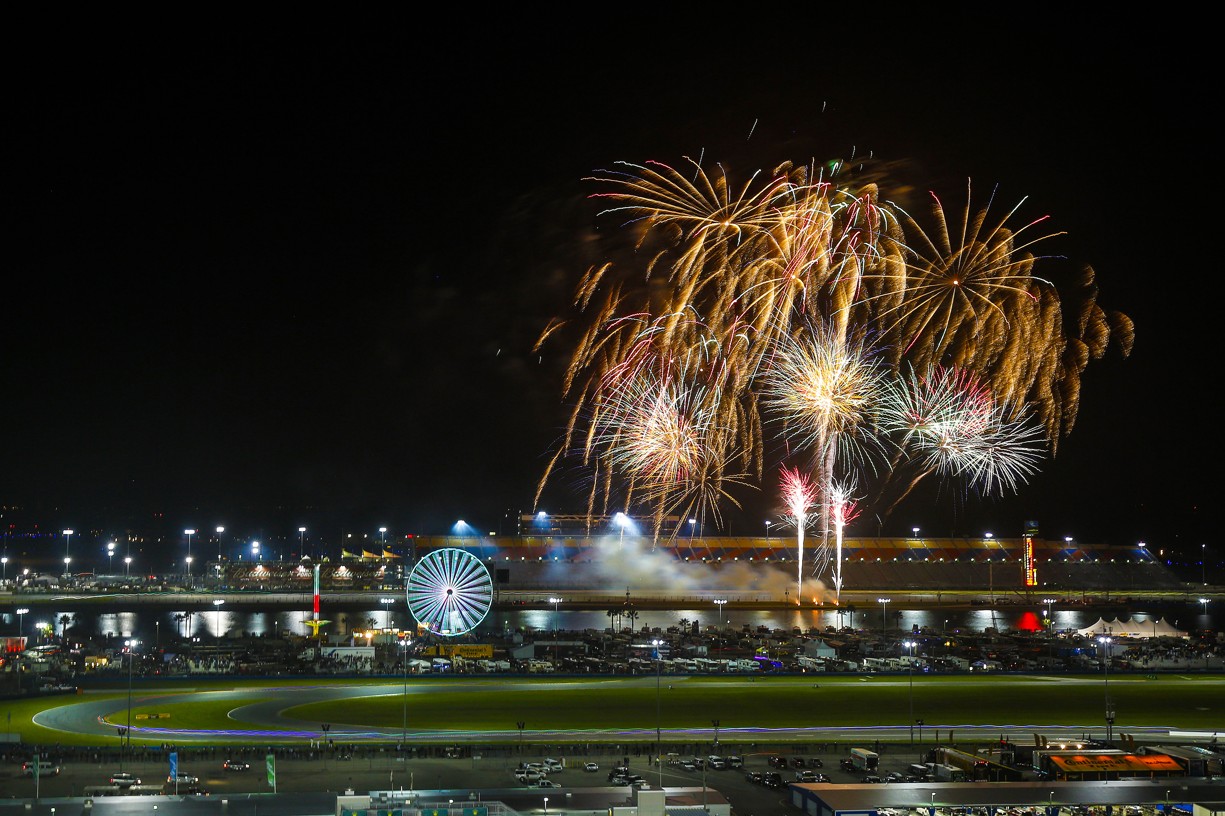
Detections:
[624, 609, 639, 631]
[607, 609, 619, 631]
[58, 614, 71, 642]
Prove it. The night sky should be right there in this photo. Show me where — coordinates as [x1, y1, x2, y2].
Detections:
[5, 23, 1208, 559]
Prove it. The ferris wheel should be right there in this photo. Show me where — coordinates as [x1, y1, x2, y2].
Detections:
[405, 548, 493, 636]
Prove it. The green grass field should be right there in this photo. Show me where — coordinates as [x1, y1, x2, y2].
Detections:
[5, 673, 1221, 747]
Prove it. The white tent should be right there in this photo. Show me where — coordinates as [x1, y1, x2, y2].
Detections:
[1076, 616, 1189, 639]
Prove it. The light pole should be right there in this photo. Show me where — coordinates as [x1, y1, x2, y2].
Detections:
[216, 526, 225, 562]
[765, 520, 772, 542]
[1200, 597, 1209, 617]
[16, 608, 28, 638]
[124, 639, 139, 764]
[903, 640, 916, 742]
[63, 556, 71, 580]
[184, 529, 195, 580]
[1098, 635, 1115, 743]
[714, 598, 727, 626]
[1, 556, 7, 584]
[878, 597, 891, 635]
[549, 597, 563, 665]
[124, 556, 131, 578]
[380, 597, 395, 629]
[62, 529, 73, 572]
[379, 527, 388, 548]
[1203, 544, 1208, 586]
[688, 518, 696, 541]
[401, 638, 410, 749]
[652, 638, 664, 788]
[213, 599, 225, 638]
[106, 542, 115, 574]
[252, 541, 261, 562]
[299, 527, 307, 558]
[984, 531, 995, 603]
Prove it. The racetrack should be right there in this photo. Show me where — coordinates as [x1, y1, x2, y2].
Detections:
[21, 674, 1225, 748]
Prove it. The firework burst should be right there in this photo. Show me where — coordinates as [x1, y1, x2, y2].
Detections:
[535, 150, 1132, 553]
[780, 466, 817, 601]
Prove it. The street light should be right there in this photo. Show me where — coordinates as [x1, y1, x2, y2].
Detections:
[651, 638, 664, 788]
[63, 556, 71, 578]
[379, 527, 388, 547]
[765, 520, 772, 542]
[1098, 635, 1115, 743]
[124, 556, 131, 578]
[1200, 597, 1209, 616]
[123, 639, 139, 765]
[912, 527, 920, 538]
[903, 640, 916, 742]
[1203, 544, 1208, 585]
[688, 518, 696, 541]
[380, 597, 395, 629]
[1, 556, 7, 584]
[713, 598, 727, 626]
[62, 529, 73, 569]
[16, 608, 28, 638]
[400, 637, 410, 749]
[252, 541, 261, 562]
[106, 542, 115, 574]
[184, 530, 195, 582]
[216, 526, 225, 562]
[549, 596, 563, 664]
[213, 599, 225, 637]
[1043, 598, 1057, 633]
[878, 597, 891, 634]
[299, 527, 307, 558]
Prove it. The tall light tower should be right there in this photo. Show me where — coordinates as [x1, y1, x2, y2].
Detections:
[878, 597, 891, 635]
[184, 529, 195, 585]
[1098, 635, 1115, 743]
[216, 526, 226, 562]
[903, 639, 916, 742]
[62, 529, 74, 574]
[299, 527, 306, 558]
[107, 541, 115, 574]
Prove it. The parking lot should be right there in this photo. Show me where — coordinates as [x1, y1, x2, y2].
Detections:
[4, 743, 939, 806]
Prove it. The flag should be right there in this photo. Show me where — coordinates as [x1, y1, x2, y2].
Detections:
[382, 549, 401, 559]
[169, 751, 178, 779]
[266, 753, 276, 787]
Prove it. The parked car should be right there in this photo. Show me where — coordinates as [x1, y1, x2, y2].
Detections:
[515, 770, 544, 783]
[762, 772, 785, 788]
[726, 755, 743, 768]
[22, 761, 62, 777]
[862, 775, 884, 783]
[767, 756, 787, 768]
[808, 758, 824, 768]
[745, 771, 764, 784]
[795, 770, 818, 782]
[584, 762, 599, 772]
[839, 758, 856, 771]
[885, 771, 905, 782]
[790, 757, 807, 768]
[222, 760, 250, 772]
[534, 779, 560, 788]
[679, 760, 697, 771]
[109, 772, 140, 787]
[168, 773, 200, 785]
